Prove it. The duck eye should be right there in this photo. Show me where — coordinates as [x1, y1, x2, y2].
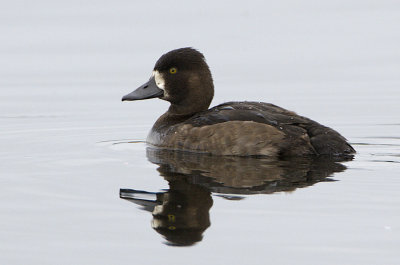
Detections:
[169, 67, 177, 74]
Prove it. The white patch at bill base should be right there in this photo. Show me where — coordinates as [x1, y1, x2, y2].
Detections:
[153, 70, 165, 89]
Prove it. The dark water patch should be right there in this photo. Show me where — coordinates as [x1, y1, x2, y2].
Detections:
[214, 194, 245, 200]
[368, 160, 400, 164]
[97, 139, 146, 145]
[352, 142, 400, 147]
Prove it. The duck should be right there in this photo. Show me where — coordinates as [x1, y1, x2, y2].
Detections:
[122, 47, 355, 157]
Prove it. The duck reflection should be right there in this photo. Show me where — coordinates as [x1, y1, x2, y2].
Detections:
[120, 148, 352, 246]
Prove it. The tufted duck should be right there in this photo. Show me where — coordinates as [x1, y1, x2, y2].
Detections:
[122, 48, 355, 157]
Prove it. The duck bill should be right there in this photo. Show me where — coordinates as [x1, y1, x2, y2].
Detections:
[122, 76, 164, 101]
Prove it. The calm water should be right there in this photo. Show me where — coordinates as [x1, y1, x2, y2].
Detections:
[1, 1, 400, 264]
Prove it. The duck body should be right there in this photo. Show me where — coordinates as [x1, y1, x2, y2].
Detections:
[147, 101, 354, 156]
[123, 48, 355, 157]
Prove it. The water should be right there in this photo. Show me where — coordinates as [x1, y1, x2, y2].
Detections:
[1, 1, 400, 264]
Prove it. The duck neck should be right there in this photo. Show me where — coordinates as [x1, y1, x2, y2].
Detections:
[151, 103, 208, 133]
[167, 103, 208, 116]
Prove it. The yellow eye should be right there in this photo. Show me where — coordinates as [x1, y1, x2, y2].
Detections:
[169, 67, 177, 74]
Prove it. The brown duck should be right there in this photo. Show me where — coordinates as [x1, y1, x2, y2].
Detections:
[122, 48, 355, 157]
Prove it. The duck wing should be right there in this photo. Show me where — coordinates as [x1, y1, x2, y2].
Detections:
[186, 101, 355, 156]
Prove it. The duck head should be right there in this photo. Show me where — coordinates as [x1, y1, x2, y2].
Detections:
[122, 48, 214, 115]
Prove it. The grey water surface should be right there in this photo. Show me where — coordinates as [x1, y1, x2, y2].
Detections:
[1, 1, 400, 264]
